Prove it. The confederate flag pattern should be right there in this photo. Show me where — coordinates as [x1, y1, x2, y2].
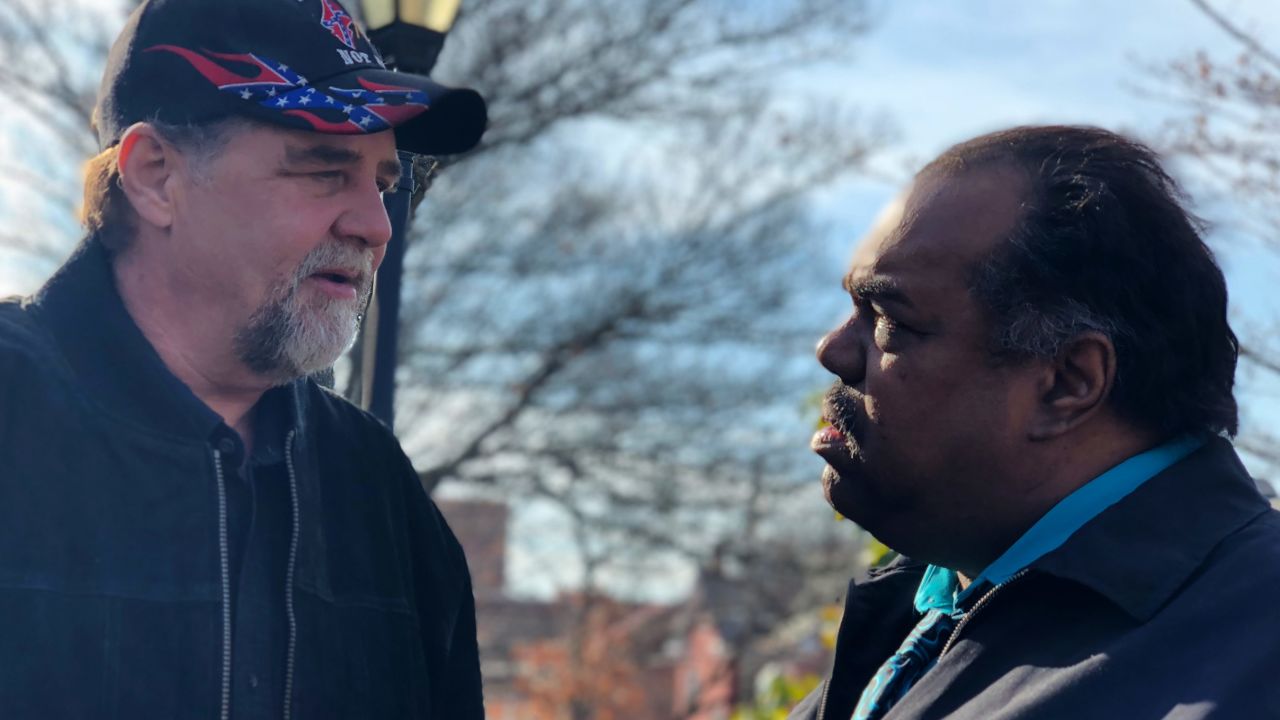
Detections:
[145, 45, 430, 134]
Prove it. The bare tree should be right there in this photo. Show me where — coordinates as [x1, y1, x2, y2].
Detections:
[1146, 0, 1280, 485]
[392, 0, 890, 705]
[386, 0, 887, 591]
[0, 0, 125, 265]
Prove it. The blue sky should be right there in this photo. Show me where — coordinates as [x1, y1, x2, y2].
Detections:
[818, 0, 1278, 159]
[806, 0, 1279, 231]
[809, 0, 1280, 290]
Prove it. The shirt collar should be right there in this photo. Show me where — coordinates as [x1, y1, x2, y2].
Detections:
[913, 565, 960, 614]
[914, 435, 1262, 617]
[965, 435, 1204, 593]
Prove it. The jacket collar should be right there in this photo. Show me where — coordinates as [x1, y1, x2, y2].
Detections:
[1031, 435, 1269, 622]
[30, 237, 305, 447]
[821, 556, 927, 720]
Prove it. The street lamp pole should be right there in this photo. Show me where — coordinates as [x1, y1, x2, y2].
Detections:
[366, 154, 417, 427]
[357, 0, 463, 428]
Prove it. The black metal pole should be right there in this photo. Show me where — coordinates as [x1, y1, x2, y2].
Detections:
[360, 18, 450, 427]
[368, 151, 417, 428]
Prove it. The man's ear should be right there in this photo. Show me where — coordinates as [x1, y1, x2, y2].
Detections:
[1029, 331, 1117, 440]
[117, 123, 179, 231]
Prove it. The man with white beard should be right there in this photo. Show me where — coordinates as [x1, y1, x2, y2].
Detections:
[0, 0, 488, 717]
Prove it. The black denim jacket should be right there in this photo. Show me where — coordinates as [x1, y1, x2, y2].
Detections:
[0, 239, 483, 719]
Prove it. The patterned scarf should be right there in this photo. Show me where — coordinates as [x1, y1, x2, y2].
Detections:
[851, 607, 957, 720]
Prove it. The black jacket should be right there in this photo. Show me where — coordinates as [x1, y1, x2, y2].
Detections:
[790, 438, 1280, 720]
[0, 240, 483, 719]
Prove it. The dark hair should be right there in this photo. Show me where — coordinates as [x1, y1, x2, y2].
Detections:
[80, 144, 133, 253]
[928, 125, 1239, 438]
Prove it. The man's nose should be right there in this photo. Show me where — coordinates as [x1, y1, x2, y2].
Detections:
[816, 319, 866, 383]
[335, 185, 394, 270]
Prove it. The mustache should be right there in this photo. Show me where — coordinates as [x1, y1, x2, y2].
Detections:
[823, 382, 863, 438]
[293, 242, 375, 296]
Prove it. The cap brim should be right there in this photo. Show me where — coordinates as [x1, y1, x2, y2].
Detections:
[296, 66, 487, 155]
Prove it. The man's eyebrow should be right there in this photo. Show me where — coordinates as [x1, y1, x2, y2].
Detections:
[283, 143, 403, 188]
[283, 143, 362, 165]
[844, 275, 917, 310]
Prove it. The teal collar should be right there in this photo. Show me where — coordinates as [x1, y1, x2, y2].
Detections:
[913, 565, 960, 613]
[915, 435, 1206, 613]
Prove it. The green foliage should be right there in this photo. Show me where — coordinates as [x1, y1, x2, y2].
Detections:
[732, 673, 822, 720]
[864, 537, 898, 568]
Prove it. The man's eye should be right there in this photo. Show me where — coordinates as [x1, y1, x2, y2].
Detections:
[874, 313, 918, 347]
[311, 171, 345, 184]
[875, 314, 901, 331]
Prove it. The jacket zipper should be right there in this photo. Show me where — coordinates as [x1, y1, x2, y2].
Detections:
[282, 430, 300, 720]
[814, 568, 1031, 719]
[815, 677, 832, 720]
[211, 450, 233, 720]
[938, 568, 1031, 658]
[214, 431, 301, 720]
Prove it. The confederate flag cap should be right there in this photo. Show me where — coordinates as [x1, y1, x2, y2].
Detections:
[94, 0, 487, 155]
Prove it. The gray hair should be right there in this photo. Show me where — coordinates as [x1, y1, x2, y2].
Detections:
[83, 116, 256, 253]
[151, 116, 255, 182]
[970, 249, 1127, 364]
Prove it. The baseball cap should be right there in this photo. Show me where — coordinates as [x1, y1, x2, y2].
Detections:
[95, 0, 487, 155]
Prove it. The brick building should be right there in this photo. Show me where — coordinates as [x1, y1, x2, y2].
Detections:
[437, 499, 832, 719]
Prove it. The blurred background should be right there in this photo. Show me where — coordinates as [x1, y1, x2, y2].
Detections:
[2, 0, 1278, 717]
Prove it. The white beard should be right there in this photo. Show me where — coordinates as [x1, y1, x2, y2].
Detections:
[234, 242, 373, 385]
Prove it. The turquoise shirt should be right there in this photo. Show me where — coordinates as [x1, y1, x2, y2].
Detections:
[914, 435, 1206, 615]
